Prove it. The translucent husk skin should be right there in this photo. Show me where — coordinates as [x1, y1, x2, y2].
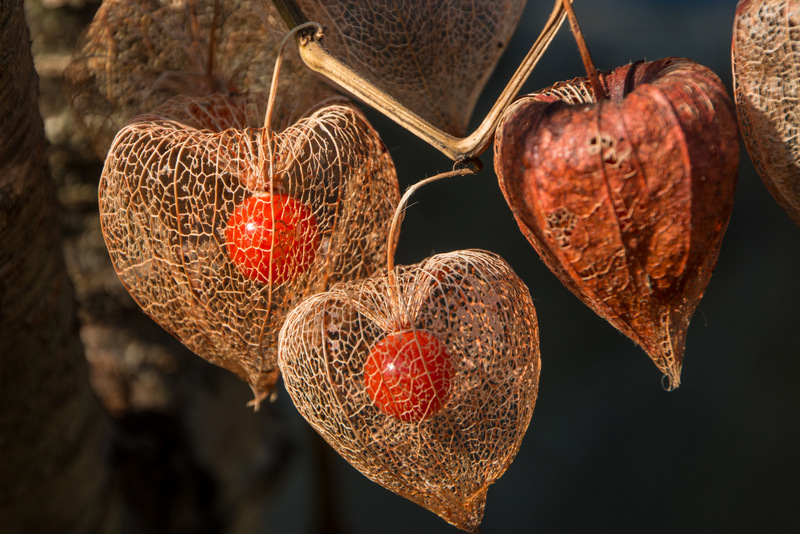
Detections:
[733, 0, 800, 225]
[278, 250, 540, 532]
[300, 0, 526, 135]
[65, 0, 333, 157]
[99, 94, 399, 405]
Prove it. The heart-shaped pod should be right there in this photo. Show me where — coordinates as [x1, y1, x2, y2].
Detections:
[278, 249, 540, 532]
[495, 58, 739, 389]
[99, 93, 399, 405]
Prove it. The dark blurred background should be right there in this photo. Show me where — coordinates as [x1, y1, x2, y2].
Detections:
[25, 0, 800, 533]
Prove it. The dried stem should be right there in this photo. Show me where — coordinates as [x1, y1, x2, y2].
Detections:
[270, 0, 567, 161]
[261, 21, 322, 184]
[384, 160, 481, 332]
[386, 160, 481, 274]
[563, 0, 606, 101]
[264, 21, 321, 134]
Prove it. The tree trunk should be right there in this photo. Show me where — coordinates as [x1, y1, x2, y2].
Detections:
[0, 1, 109, 531]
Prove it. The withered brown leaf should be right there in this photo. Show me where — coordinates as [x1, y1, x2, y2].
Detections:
[733, 0, 800, 225]
[495, 58, 739, 389]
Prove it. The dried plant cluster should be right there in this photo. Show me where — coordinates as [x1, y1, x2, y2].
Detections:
[99, 93, 399, 404]
[278, 250, 540, 532]
[733, 0, 800, 225]
[61, 0, 773, 531]
[495, 58, 740, 389]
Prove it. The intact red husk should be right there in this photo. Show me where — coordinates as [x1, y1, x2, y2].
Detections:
[495, 58, 739, 388]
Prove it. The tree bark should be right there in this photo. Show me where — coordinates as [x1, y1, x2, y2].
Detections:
[0, 1, 109, 532]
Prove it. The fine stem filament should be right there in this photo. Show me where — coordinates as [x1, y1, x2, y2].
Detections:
[563, 0, 606, 101]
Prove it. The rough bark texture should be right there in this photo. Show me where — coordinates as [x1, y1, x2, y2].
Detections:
[24, 1, 304, 532]
[0, 1, 107, 532]
[495, 58, 740, 389]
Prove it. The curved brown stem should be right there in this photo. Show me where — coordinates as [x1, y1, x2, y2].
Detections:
[271, 0, 567, 161]
[264, 21, 322, 136]
[383, 160, 480, 319]
[385, 160, 481, 274]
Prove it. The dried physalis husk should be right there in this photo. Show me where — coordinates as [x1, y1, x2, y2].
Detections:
[65, 0, 332, 156]
[495, 58, 739, 389]
[99, 93, 399, 406]
[278, 249, 540, 532]
[301, 0, 526, 135]
[733, 0, 800, 225]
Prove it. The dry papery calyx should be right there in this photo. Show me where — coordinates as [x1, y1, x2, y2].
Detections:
[493, 1, 739, 388]
[271, 0, 568, 161]
[277, 166, 542, 532]
[98, 27, 401, 407]
[733, 0, 800, 226]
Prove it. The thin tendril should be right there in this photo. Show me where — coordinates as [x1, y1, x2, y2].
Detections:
[258, 22, 322, 332]
[384, 160, 480, 330]
[564, 0, 606, 101]
[386, 160, 481, 274]
[262, 21, 324, 180]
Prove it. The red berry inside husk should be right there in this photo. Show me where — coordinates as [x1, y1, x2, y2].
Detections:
[364, 330, 453, 422]
[225, 194, 319, 285]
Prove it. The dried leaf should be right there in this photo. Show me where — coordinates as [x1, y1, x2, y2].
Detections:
[301, 0, 527, 135]
[278, 250, 540, 532]
[495, 58, 739, 388]
[65, 0, 332, 156]
[733, 0, 800, 225]
[99, 94, 399, 405]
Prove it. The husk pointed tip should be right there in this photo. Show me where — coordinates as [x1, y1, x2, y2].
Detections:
[660, 362, 683, 391]
[246, 367, 281, 411]
[435, 489, 486, 534]
[645, 319, 686, 392]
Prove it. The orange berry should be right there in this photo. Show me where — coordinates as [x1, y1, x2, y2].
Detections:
[225, 194, 319, 284]
[364, 330, 453, 422]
